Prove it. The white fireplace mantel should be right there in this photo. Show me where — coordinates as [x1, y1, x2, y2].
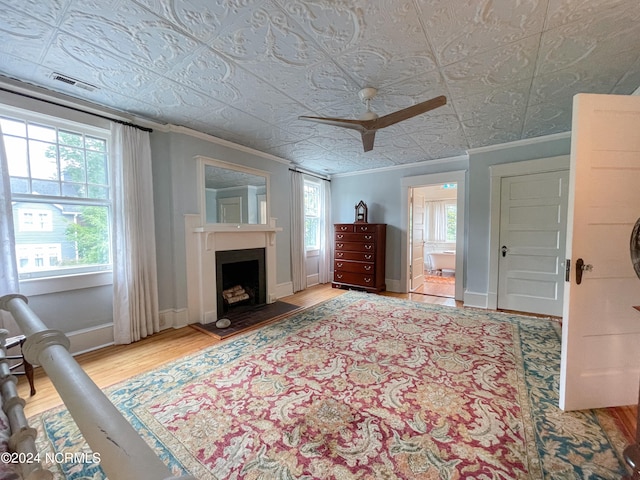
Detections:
[185, 214, 282, 324]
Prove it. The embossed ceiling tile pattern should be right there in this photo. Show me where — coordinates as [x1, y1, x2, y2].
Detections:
[0, 7, 56, 61]
[536, 3, 640, 77]
[210, 1, 327, 78]
[442, 34, 540, 98]
[1, 0, 640, 175]
[59, 1, 200, 73]
[409, 128, 469, 158]
[544, 0, 632, 30]
[42, 32, 164, 94]
[0, 0, 71, 26]
[136, 78, 227, 125]
[523, 101, 573, 137]
[133, 0, 265, 43]
[416, 0, 547, 66]
[454, 80, 529, 122]
[528, 65, 631, 106]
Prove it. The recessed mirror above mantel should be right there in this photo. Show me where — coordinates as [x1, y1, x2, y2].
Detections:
[197, 156, 270, 227]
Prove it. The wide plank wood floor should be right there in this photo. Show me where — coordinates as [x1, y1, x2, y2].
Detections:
[16, 284, 637, 445]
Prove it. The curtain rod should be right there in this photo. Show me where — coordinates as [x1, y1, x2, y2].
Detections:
[289, 168, 330, 181]
[0, 86, 153, 133]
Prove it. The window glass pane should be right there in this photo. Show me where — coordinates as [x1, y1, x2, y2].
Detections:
[305, 217, 319, 249]
[86, 151, 107, 185]
[446, 205, 457, 242]
[28, 139, 59, 180]
[62, 182, 87, 198]
[10, 178, 29, 194]
[58, 129, 83, 147]
[86, 136, 106, 152]
[13, 202, 110, 278]
[31, 179, 60, 196]
[60, 146, 86, 183]
[304, 183, 320, 216]
[0, 117, 26, 136]
[88, 185, 109, 199]
[3, 136, 29, 176]
[28, 123, 56, 142]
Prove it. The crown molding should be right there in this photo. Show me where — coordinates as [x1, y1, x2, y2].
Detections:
[331, 154, 469, 178]
[467, 131, 571, 155]
[165, 124, 292, 167]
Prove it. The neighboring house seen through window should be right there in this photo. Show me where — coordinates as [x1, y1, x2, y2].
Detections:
[1, 111, 112, 279]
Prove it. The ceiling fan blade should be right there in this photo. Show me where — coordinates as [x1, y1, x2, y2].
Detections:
[298, 115, 368, 132]
[372, 95, 447, 130]
[361, 131, 376, 152]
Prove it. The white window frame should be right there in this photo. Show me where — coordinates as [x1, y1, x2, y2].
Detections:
[1, 104, 113, 295]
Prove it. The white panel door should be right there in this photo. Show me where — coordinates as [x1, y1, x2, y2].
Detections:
[560, 93, 640, 411]
[410, 189, 425, 291]
[497, 170, 569, 316]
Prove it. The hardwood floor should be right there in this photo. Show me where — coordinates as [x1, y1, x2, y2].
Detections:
[16, 283, 637, 446]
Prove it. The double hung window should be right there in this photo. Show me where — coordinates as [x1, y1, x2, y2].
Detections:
[1, 108, 112, 280]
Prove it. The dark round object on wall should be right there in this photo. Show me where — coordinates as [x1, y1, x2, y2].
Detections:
[632, 217, 640, 280]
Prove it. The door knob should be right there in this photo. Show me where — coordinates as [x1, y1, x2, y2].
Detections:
[575, 258, 593, 285]
[501, 245, 508, 257]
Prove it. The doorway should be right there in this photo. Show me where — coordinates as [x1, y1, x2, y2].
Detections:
[401, 170, 465, 301]
[410, 183, 458, 298]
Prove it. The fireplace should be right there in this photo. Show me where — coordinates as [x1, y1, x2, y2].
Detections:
[216, 248, 266, 317]
[185, 215, 282, 325]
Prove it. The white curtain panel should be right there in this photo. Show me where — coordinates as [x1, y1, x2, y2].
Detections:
[290, 171, 306, 292]
[318, 179, 332, 284]
[111, 124, 160, 344]
[426, 200, 447, 243]
[0, 125, 19, 334]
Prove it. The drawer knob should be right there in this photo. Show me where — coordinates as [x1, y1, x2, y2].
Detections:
[336, 274, 343, 279]
[337, 234, 344, 239]
[365, 245, 372, 250]
[340, 226, 348, 231]
[364, 265, 372, 271]
[337, 243, 344, 248]
[337, 252, 344, 257]
[361, 227, 369, 231]
[364, 277, 371, 283]
[365, 235, 372, 240]
[365, 254, 372, 260]
[337, 262, 343, 267]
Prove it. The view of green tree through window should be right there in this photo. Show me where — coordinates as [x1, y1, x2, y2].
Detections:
[1, 112, 111, 279]
[446, 204, 457, 243]
[304, 180, 320, 250]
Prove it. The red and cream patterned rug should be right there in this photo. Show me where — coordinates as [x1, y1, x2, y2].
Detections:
[31, 292, 629, 479]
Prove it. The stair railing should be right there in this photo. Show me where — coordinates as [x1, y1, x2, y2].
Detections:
[0, 293, 196, 480]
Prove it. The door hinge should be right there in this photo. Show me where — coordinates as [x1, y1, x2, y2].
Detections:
[565, 259, 570, 282]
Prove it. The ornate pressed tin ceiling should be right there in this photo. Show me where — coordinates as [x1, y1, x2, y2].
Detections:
[1, 0, 639, 175]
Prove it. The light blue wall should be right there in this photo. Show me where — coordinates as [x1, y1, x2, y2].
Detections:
[331, 134, 571, 299]
[465, 135, 570, 296]
[150, 130, 292, 312]
[331, 158, 469, 284]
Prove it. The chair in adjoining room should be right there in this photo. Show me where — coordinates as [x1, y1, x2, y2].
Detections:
[2, 334, 36, 396]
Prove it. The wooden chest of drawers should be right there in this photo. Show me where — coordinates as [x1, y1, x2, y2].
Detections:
[332, 223, 386, 292]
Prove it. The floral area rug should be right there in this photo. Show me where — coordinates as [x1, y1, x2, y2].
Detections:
[30, 291, 629, 479]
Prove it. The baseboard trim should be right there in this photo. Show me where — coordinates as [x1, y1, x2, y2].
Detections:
[275, 281, 294, 299]
[385, 279, 402, 293]
[67, 323, 114, 356]
[463, 291, 488, 309]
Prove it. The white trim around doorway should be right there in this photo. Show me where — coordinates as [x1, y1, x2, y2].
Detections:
[400, 170, 466, 301]
[487, 155, 570, 310]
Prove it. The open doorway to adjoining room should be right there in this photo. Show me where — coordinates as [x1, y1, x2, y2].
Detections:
[409, 183, 457, 298]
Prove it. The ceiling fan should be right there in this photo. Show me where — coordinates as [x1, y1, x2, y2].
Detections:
[298, 87, 447, 152]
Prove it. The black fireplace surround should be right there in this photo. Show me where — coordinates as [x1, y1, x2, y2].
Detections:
[215, 248, 266, 317]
